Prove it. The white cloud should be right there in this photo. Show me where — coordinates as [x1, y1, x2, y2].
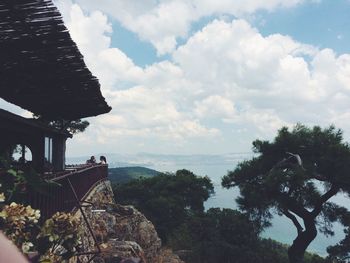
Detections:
[54, 1, 350, 155]
[194, 95, 236, 121]
[56, 3, 219, 153]
[71, 0, 308, 55]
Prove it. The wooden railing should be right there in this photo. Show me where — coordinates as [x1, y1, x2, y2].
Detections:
[28, 164, 108, 220]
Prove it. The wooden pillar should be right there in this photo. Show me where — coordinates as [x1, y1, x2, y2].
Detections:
[21, 144, 25, 161]
[52, 136, 66, 171]
[32, 135, 45, 173]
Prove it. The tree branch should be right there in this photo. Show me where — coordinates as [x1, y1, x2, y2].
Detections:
[278, 193, 310, 219]
[312, 172, 328, 182]
[311, 185, 340, 218]
[283, 209, 303, 235]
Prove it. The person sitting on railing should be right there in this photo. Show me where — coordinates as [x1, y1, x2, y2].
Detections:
[99, 156, 107, 165]
[86, 156, 96, 165]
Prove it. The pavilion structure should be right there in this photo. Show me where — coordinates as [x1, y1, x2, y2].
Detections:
[0, 0, 112, 220]
[0, 108, 72, 172]
[0, 0, 111, 173]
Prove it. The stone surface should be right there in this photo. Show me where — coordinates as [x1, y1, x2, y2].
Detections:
[155, 249, 185, 263]
[98, 240, 145, 262]
[74, 180, 184, 263]
[111, 205, 161, 261]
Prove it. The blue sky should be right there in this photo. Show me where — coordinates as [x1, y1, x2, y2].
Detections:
[110, 21, 160, 67]
[256, 0, 350, 54]
[3, 0, 350, 156]
[109, 1, 350, 67]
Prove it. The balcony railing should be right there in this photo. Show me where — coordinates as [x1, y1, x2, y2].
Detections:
[28, 164, 108, 220]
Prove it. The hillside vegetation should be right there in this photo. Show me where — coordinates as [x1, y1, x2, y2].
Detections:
[108, 166, 159, 184]
[112, 169, 326, 263]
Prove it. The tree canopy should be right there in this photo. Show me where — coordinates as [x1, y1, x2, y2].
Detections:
[169, 207, 324, 263]
[222, 124, 350, 263]
[113, 169, 325, 263]
[113, 169, 214, 241]
[33, 114, 89, 134]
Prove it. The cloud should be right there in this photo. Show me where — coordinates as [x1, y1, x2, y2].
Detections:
[71, 0, 308, 55]
[54, 1, 350, 155]
[56, 2, 219, 154]
[194, 95, 236, 121]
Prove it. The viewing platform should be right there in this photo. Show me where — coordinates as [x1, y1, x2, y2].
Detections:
[29, 164, 109, 220]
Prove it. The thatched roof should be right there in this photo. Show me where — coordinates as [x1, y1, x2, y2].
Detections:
[0, 0, 112, 120]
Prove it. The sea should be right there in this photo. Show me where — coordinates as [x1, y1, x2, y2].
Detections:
[146, 162, 348, 257]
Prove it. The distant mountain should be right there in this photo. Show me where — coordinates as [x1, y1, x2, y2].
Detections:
[108, 166, 160, 184]
[67, 152, 254, 168]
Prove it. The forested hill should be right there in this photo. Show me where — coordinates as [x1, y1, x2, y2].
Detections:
[108, 166, 160, 184]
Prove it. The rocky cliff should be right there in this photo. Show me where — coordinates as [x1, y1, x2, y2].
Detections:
[73, 180, 184, 263]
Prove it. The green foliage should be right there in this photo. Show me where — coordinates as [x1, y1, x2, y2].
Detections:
[168, 208, 326, 263]
[1, 169, 27, 202]
[258, 239, 325, 263]
[169, 208, 260, 263]
[113, 169, 214, 241]
[0, 196, 81, 262]
[0, 167, 60, 205]
[108, 166, 160, 184]
[0, 156, 79, 262]
[222, 124, 350, 262]
[0, 203, 41, 253]
[0, 150, 62, 206]
[326, 209, 350, 262]
[115, 167, 327, 263]
[37, 212, 81, 261]
[33, 114, 89, 134]
[0, 142, 80, 262]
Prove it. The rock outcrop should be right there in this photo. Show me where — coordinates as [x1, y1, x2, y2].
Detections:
[155, 249, 185, 263]
[74, 181, 184, 263]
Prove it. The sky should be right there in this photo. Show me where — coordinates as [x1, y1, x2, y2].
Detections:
[2, 0, 350, 157]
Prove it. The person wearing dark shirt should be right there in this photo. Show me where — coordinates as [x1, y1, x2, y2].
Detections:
[86, 156, 96, 164]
